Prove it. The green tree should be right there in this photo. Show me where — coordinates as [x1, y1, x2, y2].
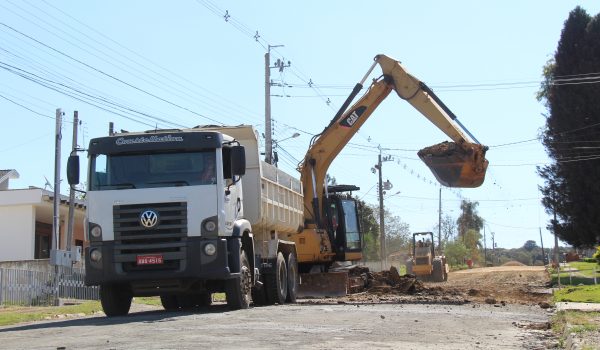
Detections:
[463, 229, 482, 263]
[523, 240, 538, 252]
[356, 199, 379, 260]
[434, 213, 457, 251]
[456, 200, 483, 239]
[384, 209, 411, 257]
[538, 7, 600, 247]
[445, 240, 468, 266]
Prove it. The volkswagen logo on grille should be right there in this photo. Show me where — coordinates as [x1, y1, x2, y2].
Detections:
[139, 210, 159, 229]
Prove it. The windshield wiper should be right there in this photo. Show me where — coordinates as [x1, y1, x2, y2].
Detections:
[147, 180, 189, 187]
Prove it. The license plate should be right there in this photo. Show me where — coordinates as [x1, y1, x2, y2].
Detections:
[136, 254, 164, 265]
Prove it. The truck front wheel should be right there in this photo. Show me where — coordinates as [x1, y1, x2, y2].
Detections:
[226, 250, 252, 310]
[100, 284, 132, 317]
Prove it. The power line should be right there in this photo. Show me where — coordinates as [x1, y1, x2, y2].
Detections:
[0, 92, 54, 120]
[11, 0, 262, 125]
[0, 22, 225, 126]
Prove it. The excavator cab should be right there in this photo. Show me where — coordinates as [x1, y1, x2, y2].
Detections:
[323, 185, 362, 262]
[418, 141, 488, 188]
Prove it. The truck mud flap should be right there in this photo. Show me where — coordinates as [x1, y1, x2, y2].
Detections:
[297, 271, 348, 298]
[418, 141, 488, 188]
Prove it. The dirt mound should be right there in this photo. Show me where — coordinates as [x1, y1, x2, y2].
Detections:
[332, 265, 551, 306]
[501, 261, 526, 266]
[347, 265, 423, 294]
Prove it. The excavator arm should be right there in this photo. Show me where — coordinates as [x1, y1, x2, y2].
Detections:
[299, 54, 488, 227]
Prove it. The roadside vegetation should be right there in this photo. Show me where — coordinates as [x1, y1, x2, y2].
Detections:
[0, 301, 101, 327]
[554, 285, 600, 303]
[134, 294, 227, 307]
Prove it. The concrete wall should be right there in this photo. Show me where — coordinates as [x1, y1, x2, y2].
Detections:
[0, 205, 35, 261]
[0, 259, 84, 272]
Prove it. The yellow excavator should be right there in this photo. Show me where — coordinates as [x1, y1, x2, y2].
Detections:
[285, 54, 488, 296]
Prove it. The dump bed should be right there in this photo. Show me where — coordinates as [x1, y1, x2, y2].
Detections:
[198, 125, 304, 235]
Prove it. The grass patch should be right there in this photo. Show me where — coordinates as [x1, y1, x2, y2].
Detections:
[552, 311, 600, 340]
[0, 301, 101, 327]
[134, 296, 162, 306]
[554, 285, 600, 303]
[134, 294, 227, 305]
[551, 275, 597, 286]
[568, 262, 600, 278]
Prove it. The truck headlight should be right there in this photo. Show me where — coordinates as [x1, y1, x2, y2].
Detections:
[203, 220, 216, 232]
[90, 249, 102, 262]
[204, 243, 216, 256]
[90, 225, 102, 239]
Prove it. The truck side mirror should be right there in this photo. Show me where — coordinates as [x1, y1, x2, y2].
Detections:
[230, 146, 246, 176]
[66, 155, 80, 185]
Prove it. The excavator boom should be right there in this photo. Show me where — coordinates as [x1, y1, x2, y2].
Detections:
[300, 54, 488, 226]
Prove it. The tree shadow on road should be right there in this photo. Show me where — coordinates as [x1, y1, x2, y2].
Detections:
[0, 304, 232, 333]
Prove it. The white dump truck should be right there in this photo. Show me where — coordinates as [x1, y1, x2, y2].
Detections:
[68, 125, 304, 316]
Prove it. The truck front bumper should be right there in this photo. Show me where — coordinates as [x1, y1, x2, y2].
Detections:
[85, 237, 233, 288]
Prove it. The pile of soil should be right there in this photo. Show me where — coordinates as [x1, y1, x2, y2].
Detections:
[501, 261, 526, 266]
[308, 265, 553, 306]
[346, 265, 424, 294]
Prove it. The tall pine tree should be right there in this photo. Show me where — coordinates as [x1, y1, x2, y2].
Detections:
[538, 7, 600, 247]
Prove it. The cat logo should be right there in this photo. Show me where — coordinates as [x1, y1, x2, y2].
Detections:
[339, 106, 367, 128]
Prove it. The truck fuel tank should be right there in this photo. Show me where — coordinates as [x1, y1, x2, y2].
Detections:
[418, 141, 488, 188]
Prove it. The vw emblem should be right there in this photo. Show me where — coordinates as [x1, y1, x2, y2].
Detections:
[140, 210, 159, 228]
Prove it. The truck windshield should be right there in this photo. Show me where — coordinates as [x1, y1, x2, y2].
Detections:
[90, 150, 216, 190]
[341, 199, 361, 250]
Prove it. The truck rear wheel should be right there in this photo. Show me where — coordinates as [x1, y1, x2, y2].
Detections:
[226, 250, 252, 310]
[266, 252, 287, 304]
[432, 259, 444, 282]
[100, 284, 132, 317]
[286, 252, 299, 303]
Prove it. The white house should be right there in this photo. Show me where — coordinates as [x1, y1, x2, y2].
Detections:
[0, 169, 85, 262]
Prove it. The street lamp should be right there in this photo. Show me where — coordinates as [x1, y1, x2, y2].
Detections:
[273, 132, 300, 167]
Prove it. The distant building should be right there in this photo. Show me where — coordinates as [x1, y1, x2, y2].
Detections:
[0, 169, 85, 262]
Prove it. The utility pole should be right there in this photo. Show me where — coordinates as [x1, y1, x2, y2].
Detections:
[438, 187, 442, 254]
[377, 152, 385, 271]
[491, 231, 495, 266]
[373, 146, 394, 271]
[66, 111, 79, 265]
[483, 225, 487, 266]
[553, 206, 560, 288]
[539, 227, 546, 265]
[52, 108, 62, 253]
[264, 45, 289, 164]
[50, 108, 63, 305]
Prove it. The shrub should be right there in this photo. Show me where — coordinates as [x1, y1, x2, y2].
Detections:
[592, 246, 600, 265]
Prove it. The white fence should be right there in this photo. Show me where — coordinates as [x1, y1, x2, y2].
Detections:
[0, 266, 99, 306]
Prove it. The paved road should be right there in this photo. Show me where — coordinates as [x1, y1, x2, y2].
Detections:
[0, 302, 554, 349]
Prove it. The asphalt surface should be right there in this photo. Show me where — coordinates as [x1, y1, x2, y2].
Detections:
[0, 301, 555, 350]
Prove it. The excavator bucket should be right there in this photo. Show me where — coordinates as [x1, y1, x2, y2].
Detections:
[297, 272, 349, 298]
[418, 141, 488, 188]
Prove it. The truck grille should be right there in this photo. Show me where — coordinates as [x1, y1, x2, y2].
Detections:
[113, 202, 187, 272]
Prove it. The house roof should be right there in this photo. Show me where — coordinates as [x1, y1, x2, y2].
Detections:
[0, 169, 20, 188]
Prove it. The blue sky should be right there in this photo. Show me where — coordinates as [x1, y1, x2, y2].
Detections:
[1, 1, 599, 249]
